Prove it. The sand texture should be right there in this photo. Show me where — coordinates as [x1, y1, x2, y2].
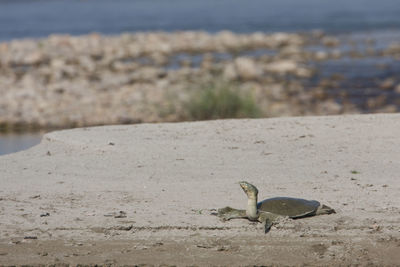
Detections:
[0, 114, 399, 266]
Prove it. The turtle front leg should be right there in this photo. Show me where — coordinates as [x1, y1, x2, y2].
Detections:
[217, 206, 247, 221]
[258, 211, 280, 233]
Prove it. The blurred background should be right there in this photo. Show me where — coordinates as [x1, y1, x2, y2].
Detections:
[0, 0, 399, 154]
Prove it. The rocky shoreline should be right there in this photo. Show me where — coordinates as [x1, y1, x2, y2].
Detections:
[1, 31, 399, 131]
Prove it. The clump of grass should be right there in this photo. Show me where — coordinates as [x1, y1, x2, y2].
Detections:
[185, 79, 260, 120]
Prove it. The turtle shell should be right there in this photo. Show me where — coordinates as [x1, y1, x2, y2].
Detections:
[257, 197, 321, 218]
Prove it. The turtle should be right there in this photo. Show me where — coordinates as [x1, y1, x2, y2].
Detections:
[217, 181, 335, 233]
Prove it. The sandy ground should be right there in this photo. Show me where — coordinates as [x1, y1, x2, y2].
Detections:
[0, 114, 399, 266]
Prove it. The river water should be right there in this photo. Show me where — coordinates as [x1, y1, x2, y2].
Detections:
[0, 0, 399, 155]
[1, 0, 400, 41]
[0, 133, 42, 156]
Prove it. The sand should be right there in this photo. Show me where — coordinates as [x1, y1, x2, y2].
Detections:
[0, 114, 399, 266]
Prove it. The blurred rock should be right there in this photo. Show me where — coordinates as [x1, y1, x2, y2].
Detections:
[322, 36, 339, 47]
[264, 60, 298, 74]
[316, 100, 342, 115]
[379, 78, 395, 90]
[385, 43, 400, 55]
[367, 95, 387, 109]
[376, 105, 398, 113]
[314, 51, 328, 60]
[234, 57, 262, 80]
[395, 84, 400, 94]
[223, 63, 237, 80]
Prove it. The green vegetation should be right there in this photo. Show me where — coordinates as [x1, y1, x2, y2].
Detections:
[351, 170, 360, 174]
[185, 79, 261, 120]
[0, 122, 42, 133]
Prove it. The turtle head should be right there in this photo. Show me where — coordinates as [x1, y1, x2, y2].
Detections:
[239, 181, 259, 220]
[239, 181, 258, 199]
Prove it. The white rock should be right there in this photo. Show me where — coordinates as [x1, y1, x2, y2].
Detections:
[234, 57, 262, 80]
[265, 60, 298, 74]
[222, 63, 237, 80]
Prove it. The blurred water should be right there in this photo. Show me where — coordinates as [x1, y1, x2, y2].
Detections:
[1, 0, 400, 40]
[0, 134, 42, 156]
